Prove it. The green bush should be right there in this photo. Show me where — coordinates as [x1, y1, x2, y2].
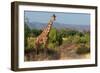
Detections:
[31, 29, 42, 37]
[76, 44, 90, 54]
[27, 37, 35, 49]
[48, 43, 56, 49]
[24, 23, 31, 48]
[49, 28, 63, 47]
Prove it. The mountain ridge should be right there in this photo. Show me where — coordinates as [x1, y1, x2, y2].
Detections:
[27, 22, 90, 32]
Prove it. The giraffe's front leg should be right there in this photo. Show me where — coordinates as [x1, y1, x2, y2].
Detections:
[43, 38, 48, 58]
[44, 38, 48, 49]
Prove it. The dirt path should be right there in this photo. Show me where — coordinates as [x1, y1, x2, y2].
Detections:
[24, 43, 90, 61]
[59, 43, 90, 59]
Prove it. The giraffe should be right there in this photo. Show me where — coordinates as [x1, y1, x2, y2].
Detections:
[34, 14, 56, 54]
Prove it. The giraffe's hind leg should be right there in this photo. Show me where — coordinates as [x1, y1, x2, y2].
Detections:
[34, 41, 40, 60]
[43, 39, 49, 58]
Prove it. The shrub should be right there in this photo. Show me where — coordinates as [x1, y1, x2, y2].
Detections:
[49, 28, 63, 47]
[24, 23, 31, 48]
[48, 43, 56, 49]
[31, 29, 42, 37]
[27, 37, 35, 49]
[76, 44, 90, 54]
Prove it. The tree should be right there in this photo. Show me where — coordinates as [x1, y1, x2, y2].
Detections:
[24, 23, 31, 48]
[57, 32, 63, 45]
[48, 28, 63, 48]
[60, 29, 67, 37]
[31, 29, 42, 37]
[49, 28, 57, 43]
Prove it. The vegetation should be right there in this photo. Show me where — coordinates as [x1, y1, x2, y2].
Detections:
[24, 23, 31, 49]
[24, 22, 90, 61]
[48, 28, 63, 48]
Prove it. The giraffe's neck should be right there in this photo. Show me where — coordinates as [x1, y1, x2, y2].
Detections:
[41, 19, 54, 37]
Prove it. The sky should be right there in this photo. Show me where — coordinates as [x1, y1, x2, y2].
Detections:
[24, 11, 90, 25]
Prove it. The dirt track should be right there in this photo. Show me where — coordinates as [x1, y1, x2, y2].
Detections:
[59, 44, 90, 59]
[24, 43, 90, 61]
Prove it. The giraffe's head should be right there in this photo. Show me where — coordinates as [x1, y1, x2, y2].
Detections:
[52, 14, 56, 21]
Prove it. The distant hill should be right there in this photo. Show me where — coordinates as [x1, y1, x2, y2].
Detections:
[27, 22, 90, 32]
